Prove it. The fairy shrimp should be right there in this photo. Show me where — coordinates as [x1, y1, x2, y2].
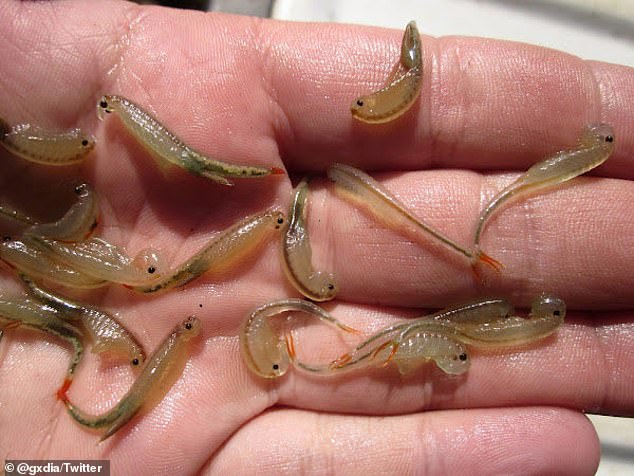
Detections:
[473, 123, 615, 254]
[281, 178, 338, 301]
[96, 95, 284, 185]
[61, 316, 201, 442]
[327, 163, 502, 273]
[351, 21, 423, 123]
[0, 117, 94, 165]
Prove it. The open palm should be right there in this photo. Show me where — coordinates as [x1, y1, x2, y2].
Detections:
[1, 1, 633, 474]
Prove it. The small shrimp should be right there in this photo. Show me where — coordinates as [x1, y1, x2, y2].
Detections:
[329, 294, 563, 376]
[473, 123, 615, 252]
[240, 299, 358, 379]
[0, 117, 94, 165]
[28, 236, 164, 287]
[326, 297, 511, 374]
[132, 210, 285, 293]
[327, 163, 502, 273]
[0, 295, 84, 395]
[61, 316, 201, 442]
[96, 95, 284, 186]
[448, 293, 565, 347]
[25, 182, 99, 242]
[0, 238, 107, 289]
[351, 21, 423, 124]
[371, 329, 470, 375]
[281, 178, 337, 301]
[21, 275, 146, 366]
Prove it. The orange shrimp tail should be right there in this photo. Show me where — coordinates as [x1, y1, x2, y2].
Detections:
[56, 378, 72, 402]
[340, 323, 362, 335]
[284, 333, 296, 361]
[371, 340, 399, 366]
[476, 250, 503, 272]
[270, 166, 286, 175]
[329, 352, 352, 370]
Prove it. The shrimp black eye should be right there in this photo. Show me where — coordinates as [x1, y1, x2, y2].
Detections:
[553, 310, 561, 316]
[459, 353, 468, 361]
[277, 217, 284, 225]
[81, 139, 89, 146]
[327, 283, 335, 290]
[605, 135, 614, 143]
[272, 364, 279, 370]
[356, 99, 364, 107]
[99, 100, 108, 109]
[147, 266, 156, 274]
[132, 358, 140, 366]
[185, 322, 193, 330]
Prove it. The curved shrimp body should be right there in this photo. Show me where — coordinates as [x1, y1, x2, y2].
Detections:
[327, 163, 501, 272]
[447, 293, 565, 347]
[22, 276, 146, 366]
[133, 210, 285, 294]
[0, 117, 94, 165]
[473, 123, 615, 249]
[240, 298, 358, 379]
[281, 179, 337, 301]
[326, 298, 512, 375]
[351, 21, 423, 123]
[25, 182, 99, 242]
[96, 95, 284, 186]
[61, 316, 201, 442]
[0, 295, 84, 382]
[0, 238, 107, 289]
[28, 236, 164, 287]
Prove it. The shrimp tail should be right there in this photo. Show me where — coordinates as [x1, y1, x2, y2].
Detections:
[337, 323, 362, 335]
[56, 377, 72, 401]
[270, 166, 286, 175]
[475, 250, 503, 272]
[284, 333, 296, 361]
[329, 352, 352, 370]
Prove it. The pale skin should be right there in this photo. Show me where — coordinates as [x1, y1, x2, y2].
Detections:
[0, 1, 633, 474]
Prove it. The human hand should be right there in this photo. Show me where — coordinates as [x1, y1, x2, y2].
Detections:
[0, 1, 633, 474]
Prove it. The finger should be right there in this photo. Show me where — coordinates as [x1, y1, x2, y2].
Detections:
[304, 171, 634, 310]
[204, 406, 599, 475]
[1, 3, 633, 179]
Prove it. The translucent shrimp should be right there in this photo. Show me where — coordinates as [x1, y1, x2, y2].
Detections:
[327, 163, 502, 273]
[61, 316, 201, 442]
[281, 178, 337, 301]
[25, 182, 99, 242]
[132, 210, 285, 293]
[96, 95, 285, 186]
[322, 298, 511, 375]
[473, 123, 615, 252]
[0, 295, 84, 394]
[28, 236, 164, 287]
[351, 21, 423, 124]
[21, 276, 146, 367]
[0, 238, 107, 289]
[240, 299, 358, 379]
[371, 329, 470, 375]
[328, 295, 564, 375]
[448, 293, 565, 348]
[0, 117, 95, 165]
